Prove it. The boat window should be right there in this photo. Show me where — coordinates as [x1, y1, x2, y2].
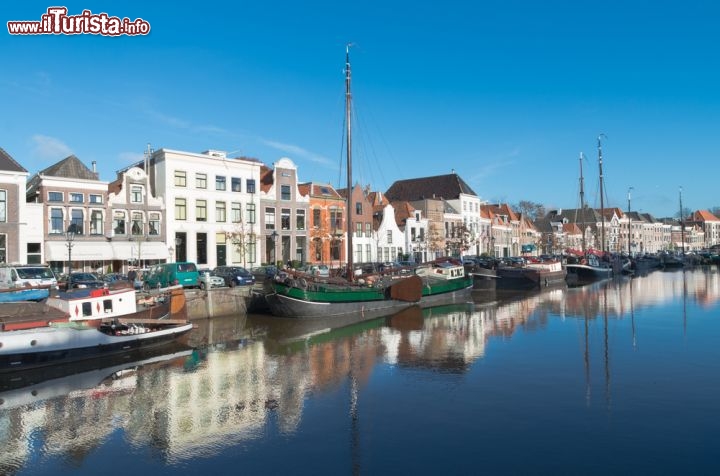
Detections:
[103, 299, 113, 313]
[82, 302, 93, 317]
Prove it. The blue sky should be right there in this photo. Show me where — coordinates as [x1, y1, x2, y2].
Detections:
[3, 1, 718, 218]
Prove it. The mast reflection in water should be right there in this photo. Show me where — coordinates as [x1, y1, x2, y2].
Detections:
[2, 267, 720, 475]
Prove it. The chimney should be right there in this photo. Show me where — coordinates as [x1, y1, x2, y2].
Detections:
[92, 161, 97, 174]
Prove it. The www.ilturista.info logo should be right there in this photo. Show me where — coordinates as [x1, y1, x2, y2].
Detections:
[7, 7, 150, 36]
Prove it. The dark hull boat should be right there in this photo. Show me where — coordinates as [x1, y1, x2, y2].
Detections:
[495, 260, 567, 291]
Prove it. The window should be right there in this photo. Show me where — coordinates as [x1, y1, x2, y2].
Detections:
[280, 208, 291, 231]
[0, 234, 5, 263]
[356, 201, 362, 215]
[196, 199, 207, 222]
[89, 194, 102, 204]
[175, 198, 187, 220]
[365, 222, 372, 238]
[216, 201, 226, 222]
[313, 208, 321, 228]
[50, 208, 65, 234]
[330, 208, 342, 232]
[71, 209, 84, 234]
[197, 233, 207, 265]
[113, 211, 126, 235]
[196, 173, 207, 189]
[48, 191, 63, 202]
[246, 203, 256, 224]
[27, 243, 41, 264]
[265, 207, 275, 230]
[296, 209, 305, 231]
[131, 185, 143, 203]
[69, 192, 83, 203]
[248, 240, 256, 265]
[174, 170, 187, 187]
[131, 212, 144, 235]
[215, 175, 226, 191]
[356, 222, 362, 237]
[0, 190, 5, 222]
[232, 177, 242, 192]
[246, 179, 256, 194]
[281, 185, 291, 200]
[411, 227, 416, 241]
[149, 213, 160, 235]
[232, 202, 242, 223]
[366, 244, 371, 261]
[387, 230, 393, 244]
[330, 239, 341, 260]
[90, 210, 103, 235]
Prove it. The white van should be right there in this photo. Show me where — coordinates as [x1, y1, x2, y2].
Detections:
[0, 265, 58, 289]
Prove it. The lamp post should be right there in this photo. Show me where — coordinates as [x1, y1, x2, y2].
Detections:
[66, 226, 76, 285]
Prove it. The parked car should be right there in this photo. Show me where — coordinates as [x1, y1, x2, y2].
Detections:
[198, 268, 226, 290]
[251, 265, 278, 283]
[67, 272, 106, 289]
[212, 266, 256, 287]
[297, 264, 330, 278]
[143, 262, 200, 289]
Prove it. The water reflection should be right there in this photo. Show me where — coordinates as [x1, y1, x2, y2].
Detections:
[2, 267, 719, 474]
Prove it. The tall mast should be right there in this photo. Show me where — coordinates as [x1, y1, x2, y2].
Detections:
[627, 187, 633, 255]
[597, 134, 606, 254]
[679, 186, 685, 256]
[345, 44, 354, 281]
[579, 153, 586, 252]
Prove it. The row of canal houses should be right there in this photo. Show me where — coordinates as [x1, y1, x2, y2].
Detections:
[2, 145, 719, 274]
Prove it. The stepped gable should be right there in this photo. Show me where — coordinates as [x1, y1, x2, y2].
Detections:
[0, 147, 27, 172]
[385, 173, 477, 201]
[39, 154, 98, 180]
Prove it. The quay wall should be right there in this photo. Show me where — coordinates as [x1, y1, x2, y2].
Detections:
[185, 287, 249, 319]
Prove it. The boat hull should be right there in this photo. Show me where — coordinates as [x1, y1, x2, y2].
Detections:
[495, 267, 567, 290]
[565, 263, 613, 286]
[0, 287, 49, 303]
[0, 322, 193, 373]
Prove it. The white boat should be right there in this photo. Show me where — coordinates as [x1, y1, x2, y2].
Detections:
[0, 288, 192, 372]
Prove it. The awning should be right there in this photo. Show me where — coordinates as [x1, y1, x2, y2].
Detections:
[46, 241, 114, 261]
[111, 241, 170, 260]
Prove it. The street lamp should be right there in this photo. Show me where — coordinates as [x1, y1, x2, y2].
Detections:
[66, 225, 76, 284]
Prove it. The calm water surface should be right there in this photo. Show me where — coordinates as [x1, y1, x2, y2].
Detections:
[2, 268, 719, 475]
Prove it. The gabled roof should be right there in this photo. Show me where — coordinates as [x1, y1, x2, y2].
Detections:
[38, 155, 98, 180]
[481, 203, 519, 222]
[367, 191, 389, 210]
[385, 173, 477, 201]
[391, 200, 416, 228]
[690, 210, 720, 222]
[301, 182, 343, 200]
[545, 207, 602, 227]
[260, 165, 274, 193]
[0, 147, 26, 173]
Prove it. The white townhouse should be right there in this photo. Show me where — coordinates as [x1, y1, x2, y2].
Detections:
[374, 203, 407, 263]
[148, 148, 263, 269]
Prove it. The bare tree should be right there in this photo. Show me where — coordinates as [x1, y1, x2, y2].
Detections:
[514, 200, 546, 221]
[226, 222, 256, 268]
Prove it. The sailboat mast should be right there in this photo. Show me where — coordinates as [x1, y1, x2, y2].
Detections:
[579, 153, 586, 252]
[345, 44, 354, 281]
[679, 186, 685, 256]
[597, 135, 606, 254]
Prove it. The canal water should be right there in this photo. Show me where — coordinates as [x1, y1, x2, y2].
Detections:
[2, 268, 719, 475]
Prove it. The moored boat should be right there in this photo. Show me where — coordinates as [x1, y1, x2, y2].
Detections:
[495, 258, 567, 290]
[416, 258, 474, 306]
[0, 286, 50, 303]
[0, 288, 192, 372]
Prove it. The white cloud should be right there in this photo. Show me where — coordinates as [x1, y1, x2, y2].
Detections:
[260, 138, 335, 167]
[31, 135, 72, 161]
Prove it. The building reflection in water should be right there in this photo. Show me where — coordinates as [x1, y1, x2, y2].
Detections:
[1, 267, 719, 473]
